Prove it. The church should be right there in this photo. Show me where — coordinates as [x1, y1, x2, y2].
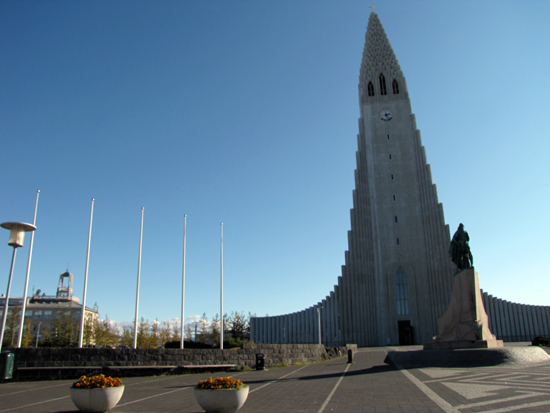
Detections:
[250, 12, 550, 347]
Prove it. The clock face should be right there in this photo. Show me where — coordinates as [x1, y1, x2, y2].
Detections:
[380, 109, 392, 121]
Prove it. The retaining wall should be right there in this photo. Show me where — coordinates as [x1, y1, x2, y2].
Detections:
[11, 344, 357, 380]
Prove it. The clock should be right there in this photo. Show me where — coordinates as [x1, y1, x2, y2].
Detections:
[380, 109, 392, 121]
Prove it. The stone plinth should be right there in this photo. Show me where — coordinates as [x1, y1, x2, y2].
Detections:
[387, 347, 550, 368]
[424, 268, 503, 350]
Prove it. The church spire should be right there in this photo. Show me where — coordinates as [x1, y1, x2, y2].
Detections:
[359, 12, 407, 101]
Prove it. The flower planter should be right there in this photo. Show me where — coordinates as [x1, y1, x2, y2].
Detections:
[194, 386, 249, 413]
[69, 385, 125, 413]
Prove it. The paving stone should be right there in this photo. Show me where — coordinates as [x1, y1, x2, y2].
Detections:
[0, 347, 549, 412]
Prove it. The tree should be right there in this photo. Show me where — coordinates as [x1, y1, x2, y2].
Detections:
[83, 316, 95, 346]
[136, 318, 150, 348]
[40, 325, 52, 347]
[185, 323, 193, 341]
[159, 321, 171, 347]
[48, 310, 78, 347]
[198, 313, 209, 344]
[223, 312, 229, 337]
[22, 317, 33, 348]
[229, 311, 248, 340]
[171, 323, 181, 342]
[94, 316, 119, 347]
[120, 327, 133, 347]
[210, 314, 220, 347]
[149, 320, 159, 348]
[2, 303, 21, 347]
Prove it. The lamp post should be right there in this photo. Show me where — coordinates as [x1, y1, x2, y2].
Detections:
[180, 214, 186, 349]
[17, 190, 40, 348]
[133, 207, 144, 349]
[0, 222, 36, 352]
[220, 223, 223, 350]
[35, 322, 42, 348]
[78, 198, 95, 348]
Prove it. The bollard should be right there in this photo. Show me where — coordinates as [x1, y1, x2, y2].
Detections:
[255, 353, 265, 370]
[347, 349, 353, 363]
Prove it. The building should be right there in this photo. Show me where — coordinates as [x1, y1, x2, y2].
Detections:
[0, 270, 98, 346]
[250, 11, 550, 346]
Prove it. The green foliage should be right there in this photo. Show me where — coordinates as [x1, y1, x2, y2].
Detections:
[211, 314, 220, 347]
[120, 327, 133, 347]
[94, 315, 119, 347]
[137, 317, 150, 348]
[40, 325, 52, 346]
[164, 340, 212, 349]
[198, 313, 209, 345]
[149, 320, 159, 348]
[22, 317, 33, 348]
[83, 316, 94, 346]
[184, 323, 192, 341]
[41, 310, 78, 347]
[228, 311, 248, 340]
[223, 337, 246, 349]
[174, 323, 182, 342]
[159, 321, 172, 347]
[2, 303, 21, 347]
[229, 364, 252, 372]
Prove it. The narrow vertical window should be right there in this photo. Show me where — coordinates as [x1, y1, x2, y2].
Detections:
[392, 79, 399, 94]
[387, 134, 390, 140]
[395, 266, 410, 315]
[396, 238, 400, 245]
[395, 216, 398, 223]
[391, 174, 394, 180]
[393, 195, 396, 201]
[389, 154, 392, 160]
[379, 73, 387, 95]
[367, 81, 375, 97]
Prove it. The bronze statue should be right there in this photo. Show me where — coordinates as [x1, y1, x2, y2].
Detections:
[449, 223, 473, 272]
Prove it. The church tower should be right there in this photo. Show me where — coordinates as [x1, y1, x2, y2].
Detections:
[338, 11, 455, 345]
[251, 10, 550, 347]
[250, 11, 460, 347]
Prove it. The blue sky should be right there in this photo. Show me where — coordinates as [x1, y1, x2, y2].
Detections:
[1, 0, 549, 331]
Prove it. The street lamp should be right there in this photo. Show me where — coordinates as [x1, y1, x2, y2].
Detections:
[35, 322, 42, 348]
[0, 222, 36, 352]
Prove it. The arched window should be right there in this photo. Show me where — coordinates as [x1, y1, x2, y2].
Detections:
[379, 73, 387, 95]
[392, 79, 399, 94]
[367, 81, 375, 97]
[395, 266, 409, 315]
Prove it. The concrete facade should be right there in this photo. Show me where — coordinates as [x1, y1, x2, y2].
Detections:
[481, 290, 550, 342]
[250, 12, 549, 347]
[0, 271, 98, 346]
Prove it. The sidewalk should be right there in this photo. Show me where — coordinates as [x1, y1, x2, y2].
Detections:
[0, 346, 549, 412]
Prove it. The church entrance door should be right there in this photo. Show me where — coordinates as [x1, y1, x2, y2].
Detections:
[398, 320, 413, 345]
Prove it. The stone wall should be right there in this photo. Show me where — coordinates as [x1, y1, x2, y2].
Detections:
[11, 344, 357, 380]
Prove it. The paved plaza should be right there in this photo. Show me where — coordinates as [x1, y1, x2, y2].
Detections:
[0, 345, 549, 413]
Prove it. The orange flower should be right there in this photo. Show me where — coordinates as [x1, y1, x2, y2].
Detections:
[196, 376, 246, 390]
[72, 374, 123, 389]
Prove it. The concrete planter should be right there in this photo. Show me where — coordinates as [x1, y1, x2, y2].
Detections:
[194, 386, 249, 413]
[69, 385, 125, 412]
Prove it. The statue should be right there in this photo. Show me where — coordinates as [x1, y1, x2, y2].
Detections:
[449, 223, 473, 271]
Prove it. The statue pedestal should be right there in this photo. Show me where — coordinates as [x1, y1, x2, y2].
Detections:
[424, 268, 503, 350]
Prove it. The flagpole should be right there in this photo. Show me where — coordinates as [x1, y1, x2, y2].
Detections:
[17, 190, 40, 348]
[133, 207, 144, 349]
[78, 198, 94, 348]
[180, 214, 187, 349]
[220, 223, 223, 350]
